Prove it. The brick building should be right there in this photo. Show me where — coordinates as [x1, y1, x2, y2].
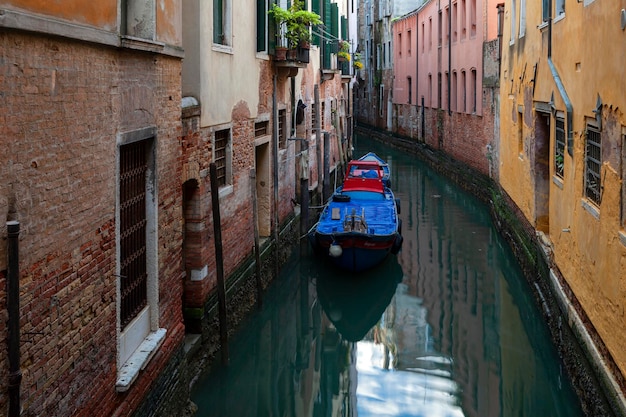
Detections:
[0, 1, 187, 416]
[390, 0, 501, 178]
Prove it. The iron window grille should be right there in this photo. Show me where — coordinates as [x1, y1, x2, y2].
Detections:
[554, 117, 565, 178]
[584, 126, 602, 205]
[278, 109, 287, 149]
[119, 140, 148, 329]
[214, 129, 229, 187]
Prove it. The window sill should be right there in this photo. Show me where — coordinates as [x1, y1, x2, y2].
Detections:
[219, 184, 234, 198]
[552, 175, 564, 189]
[116, 328, 166, 392]
[581, 198, 600, 220]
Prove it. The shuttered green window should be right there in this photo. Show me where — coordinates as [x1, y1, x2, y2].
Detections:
[214, 0, 224, 44]
[257, 0, 267, 52]
[312, 0, 321, 46]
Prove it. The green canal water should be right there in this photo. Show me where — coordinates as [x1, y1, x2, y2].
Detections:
[190, 134, 583, 417]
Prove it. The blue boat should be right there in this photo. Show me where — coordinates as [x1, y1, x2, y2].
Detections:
[308, 155, 403, 272]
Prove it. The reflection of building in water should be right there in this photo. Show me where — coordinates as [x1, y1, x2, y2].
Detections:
[393, 165, 501, 416]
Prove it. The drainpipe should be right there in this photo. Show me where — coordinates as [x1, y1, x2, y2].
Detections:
[272, 74, 280, 276]
[547, 0, 574, 156]
[7, 220, 21, 417]
[448, 0, 452, 116]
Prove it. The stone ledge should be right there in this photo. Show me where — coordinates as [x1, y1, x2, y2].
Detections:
[116, 328, 167, 392]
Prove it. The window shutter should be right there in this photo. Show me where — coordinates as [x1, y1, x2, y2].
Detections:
[323, 0, 332, 68]
[312, 0, 321, 46]
[257, 0, 267, 52]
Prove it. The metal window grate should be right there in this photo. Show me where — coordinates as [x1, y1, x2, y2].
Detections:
[585, 127, 602, 205]
[255, 121, 268, 137]
[555, 117, 565, 178]
[215, 129, 229, 187]
[278, 109, 286, 149]
[119, 141, 148, 329]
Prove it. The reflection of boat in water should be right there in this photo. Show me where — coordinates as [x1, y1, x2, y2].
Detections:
[316, 257, 403, 342]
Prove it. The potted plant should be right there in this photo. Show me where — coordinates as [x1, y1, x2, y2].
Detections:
[337, 40, 350, 62]
[269, 1, 322, 51]
[268, 3, 291, 59]
[288, 2, 322, 49]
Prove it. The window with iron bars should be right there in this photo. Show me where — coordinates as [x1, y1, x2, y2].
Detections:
[554, 116, 565, 178]
[119, 140, 148, 329]
[214, 128, 230, 188]
[584, 125, 602, 205]
[278, 109, 287, 149]
[255, 120, 269, 137]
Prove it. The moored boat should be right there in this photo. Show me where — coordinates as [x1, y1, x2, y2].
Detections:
[308, 154, 403, 272]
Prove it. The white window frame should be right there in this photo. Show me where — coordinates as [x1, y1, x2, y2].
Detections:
[115, 126, 165, 392]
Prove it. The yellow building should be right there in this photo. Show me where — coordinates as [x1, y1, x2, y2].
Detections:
[499, 0, 626, 404]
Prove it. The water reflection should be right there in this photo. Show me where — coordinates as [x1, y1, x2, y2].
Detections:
[190, 135, 584, 417]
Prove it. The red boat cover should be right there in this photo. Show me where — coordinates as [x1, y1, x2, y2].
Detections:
[342, 160, 384, 193]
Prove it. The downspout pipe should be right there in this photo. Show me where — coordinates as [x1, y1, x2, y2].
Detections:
[448, 0, 452, 116]
[7, 220, 21, 417]
[547, 0, 574, 156]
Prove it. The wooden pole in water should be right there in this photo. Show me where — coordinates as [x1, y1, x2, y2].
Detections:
[300, 134, 309, 253]
[209, 162, 229, 365]
[250, 168, 263, 309]
[323, 131, 330, 202]
[314, 85, 322, 201]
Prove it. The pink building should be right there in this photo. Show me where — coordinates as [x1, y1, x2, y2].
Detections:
[392, 0, 501, 177]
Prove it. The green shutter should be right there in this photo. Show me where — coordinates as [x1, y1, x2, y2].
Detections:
[213, 0, 223, 44]
[312, 0, 321, 46]
[341, 16, 347, 40]
[323, 0, 331, 68]
[257, 0, 266, 52]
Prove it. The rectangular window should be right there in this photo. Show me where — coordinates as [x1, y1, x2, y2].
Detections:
[312, 101, 318, 132]
[471, 69, 476, 113]
[438, 11, 442, 47]
[119, 140, 148, 329]
[437, 72, 442, 108]
[461, 0, 467, 39]
[519, 0, 526, 37]
[470, 0, 476, 36]
[542, 0, 549, 21]
[428, 74, 433, 107]
[510, 0, 516, 45]
[517, 110, 523, 155]
[407, 30, 411, 56]
[255, 120, 269, 137]
[116, 127, 162, 392]
[452, 71, 457, 112]
[257, 0, 269, 52]
[585, 125, 602, 205]
[554, 116, 565, 178]
[462, 70, 466, 112]
[555, 0, 565, 18]
[214, 128, 232, 187]
[278, 109, 287, 149]
[407, 77, 412, 104]
[213, 0, 231, 46]
[429, 17, 432, 50]
[452, 1, 457, 42]
[398, 33, 402, 56]
[379, 84, 384, 117]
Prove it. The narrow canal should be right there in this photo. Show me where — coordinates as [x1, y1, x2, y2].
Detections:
[190, 133, 584, 416]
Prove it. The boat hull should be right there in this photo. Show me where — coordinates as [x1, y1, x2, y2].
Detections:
[310, 231, 401, 272]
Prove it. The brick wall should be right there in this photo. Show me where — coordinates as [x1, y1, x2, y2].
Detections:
[0, 32, 186, 416]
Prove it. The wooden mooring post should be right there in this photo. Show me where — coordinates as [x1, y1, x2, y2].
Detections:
[209, 162, 229, 365]
[250, 169, 263, 309]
